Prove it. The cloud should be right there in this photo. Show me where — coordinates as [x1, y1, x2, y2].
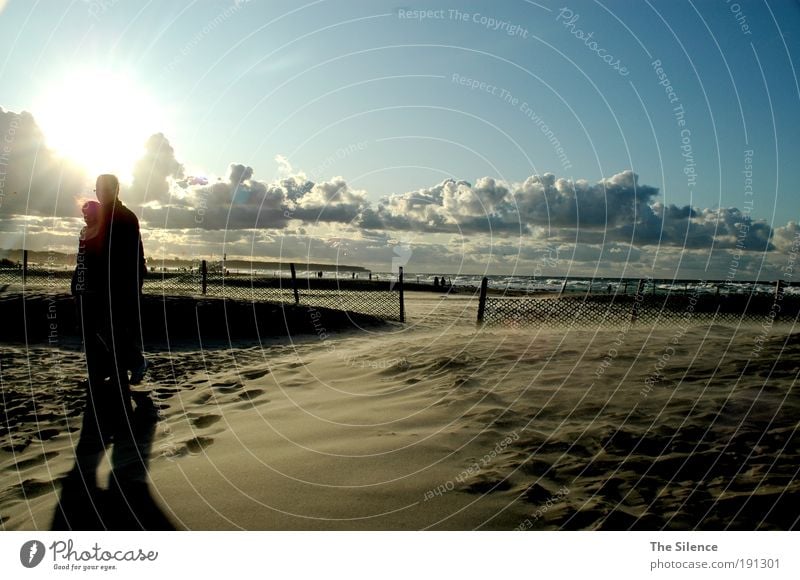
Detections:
[0, 107, 88, 218]
[359, 169, 781, 254]
[0, 107, 796, 280]
[128, 133, 184, 206]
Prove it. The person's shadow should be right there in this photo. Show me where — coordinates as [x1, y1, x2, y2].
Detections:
[51, 391, 175, 530]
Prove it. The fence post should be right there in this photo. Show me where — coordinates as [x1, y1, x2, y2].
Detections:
[477, 277, 488, 325]
[774, 279, 784, 299]
[290, 262, 300, 304]
[201, 260, 207, 295]
[22, 249, 28, 284]
[398, 266, 405, 323]
[630, 278, 646, 324]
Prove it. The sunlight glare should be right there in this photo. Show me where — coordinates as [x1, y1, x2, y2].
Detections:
[33, 69, 167, 181]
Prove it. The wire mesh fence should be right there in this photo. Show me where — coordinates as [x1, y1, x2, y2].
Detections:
[477, 278, 799, 329]
[0, 261, 404, 322]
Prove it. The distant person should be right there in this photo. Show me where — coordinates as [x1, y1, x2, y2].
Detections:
[434, 276, 439, 288]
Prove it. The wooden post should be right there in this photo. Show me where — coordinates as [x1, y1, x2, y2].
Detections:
[290, 262, 300, 304]
[22, 249, 28, 284]
[631, 278, 646, 324]
[623, 280, 629, 295]
[477, 277, 488, 325]
[775, 279, 784, 299]
[398, 266, 405, 323]
[559, 278, 567, 297]
[201, 259, 207, 294]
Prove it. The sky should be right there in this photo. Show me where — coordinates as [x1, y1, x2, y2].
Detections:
[0, 0, 798, 279]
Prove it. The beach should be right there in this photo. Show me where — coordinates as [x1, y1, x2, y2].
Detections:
[1, 291, 798, 530]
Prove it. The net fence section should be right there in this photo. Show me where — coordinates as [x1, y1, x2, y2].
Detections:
[481, 294, 798, 329]
[0, 268, 402, 322]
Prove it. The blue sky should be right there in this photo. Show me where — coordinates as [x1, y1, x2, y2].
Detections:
[0, 0, 798, 277]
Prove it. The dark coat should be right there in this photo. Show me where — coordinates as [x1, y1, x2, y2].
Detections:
[100, 199, 146, 309]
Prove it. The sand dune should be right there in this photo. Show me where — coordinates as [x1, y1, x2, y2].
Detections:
[1, 292, 798, 530]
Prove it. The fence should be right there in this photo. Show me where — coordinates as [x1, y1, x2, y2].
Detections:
[0, 252, 405, 322]
[476, 277, 799, 328]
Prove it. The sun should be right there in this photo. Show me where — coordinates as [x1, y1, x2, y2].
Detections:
[33, 68, 168, 181]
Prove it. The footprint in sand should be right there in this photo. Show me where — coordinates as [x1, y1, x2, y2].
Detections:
[1, 438, 31, 454]
[234, 390, 271, 410]
[34, 428, 60, 441]
[212, 381, 243, 391]
[191, 415, 221, 429]
[184, 436, 214, 454]
[10, 451, 60, 472]
[193, 392, 215, 404]
[238, 388, 266, 401]
[1, 478, 55, 502]
[241, 367, 271, 381]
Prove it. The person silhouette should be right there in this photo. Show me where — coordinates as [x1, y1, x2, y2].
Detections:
[66, 174, 149, 494]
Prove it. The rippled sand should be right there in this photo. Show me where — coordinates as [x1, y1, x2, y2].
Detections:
[2, 292, 798, 529]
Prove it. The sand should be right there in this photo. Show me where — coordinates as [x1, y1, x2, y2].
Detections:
[1, 291, 798, 530]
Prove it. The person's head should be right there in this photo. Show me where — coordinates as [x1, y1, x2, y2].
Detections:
[95, 174, 120, 206]
[81, 200, 101, 226]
